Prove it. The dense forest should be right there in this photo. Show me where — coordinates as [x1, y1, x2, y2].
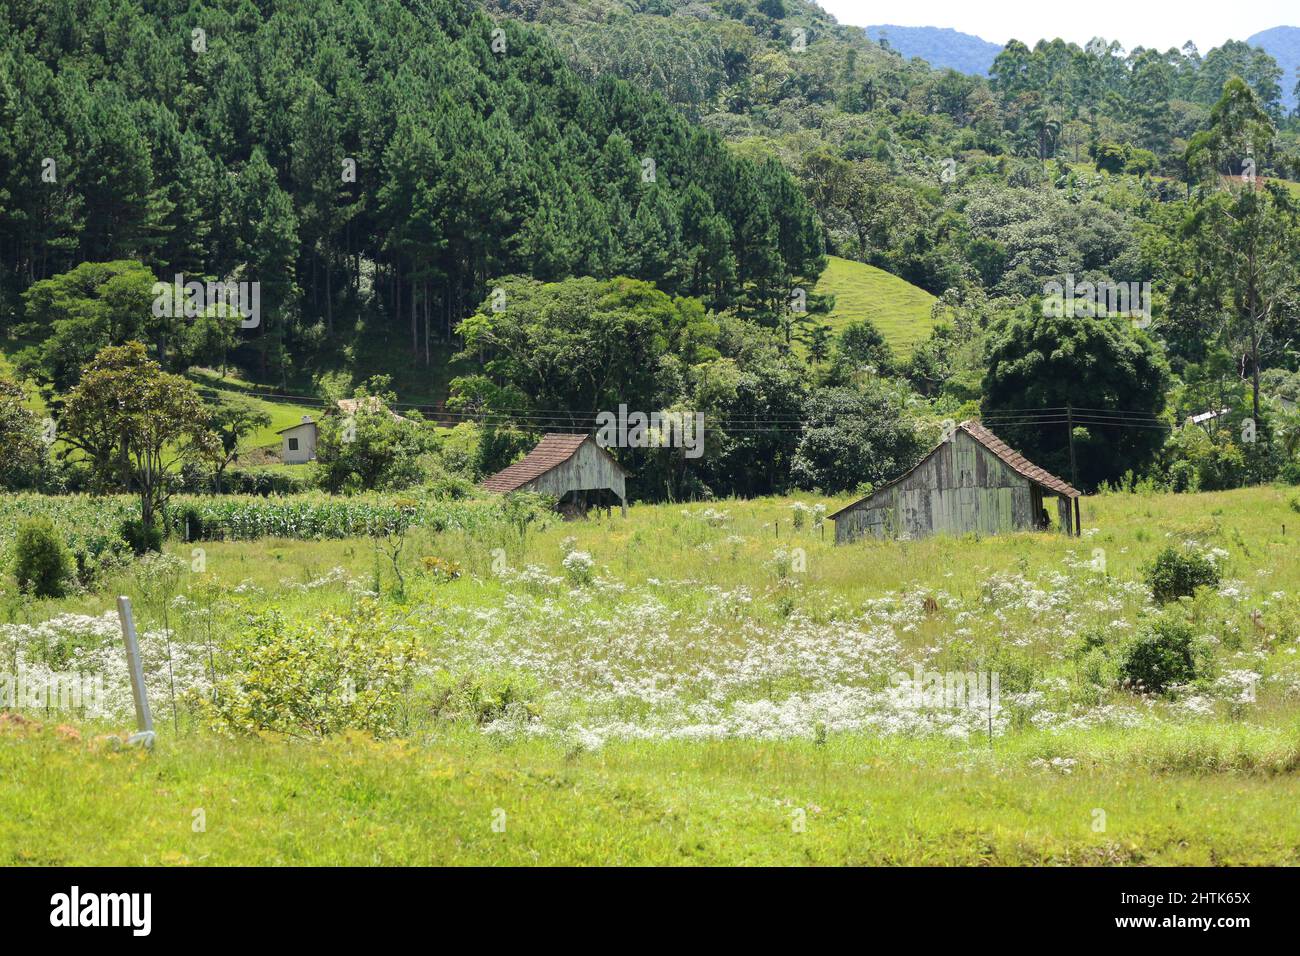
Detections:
[0, 0, 823, 380]
[2, 0, 1300, 504]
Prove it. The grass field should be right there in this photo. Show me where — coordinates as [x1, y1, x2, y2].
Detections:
[3, 724, 1297, 865]
[813, 255, 938, 360]
[2, 485, 1300, 864]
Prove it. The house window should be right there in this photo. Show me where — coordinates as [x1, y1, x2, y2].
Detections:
[288, 438, 299, 451]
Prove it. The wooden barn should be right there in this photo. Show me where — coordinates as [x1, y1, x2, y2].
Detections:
[829, 420, 1081, 544]
[481, 433, 628, 517]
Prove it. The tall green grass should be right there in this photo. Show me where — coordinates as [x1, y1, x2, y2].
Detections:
[2, 724, 1298, 865]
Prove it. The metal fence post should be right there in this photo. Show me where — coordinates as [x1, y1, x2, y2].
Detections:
[116, 596, 155, 749]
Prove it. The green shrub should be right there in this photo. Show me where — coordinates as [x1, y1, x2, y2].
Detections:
[1067, 625, 1110, 659]
[70, 531, 132, 589]
[14, 516, 75, 597]
[1144, 544, 1220, 603]
[1118, 616, 1206, 695]
[425, 472, 476, 501]
[430, 670, 541, 725]
[222, 466, 313, 496]
[119, 517, 163, 555]
[199, 600, 425, 738]
[171, 503, 207, 542]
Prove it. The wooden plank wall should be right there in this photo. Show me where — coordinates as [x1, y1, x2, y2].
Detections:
[523, 439, 626, 503]
[835, 430, 1045, 543]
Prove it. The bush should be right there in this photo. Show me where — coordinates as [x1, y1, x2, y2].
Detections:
[119, 517, 163, 556]
[69, 531, 132, 589]
[1118, 616, 1206, 695]
[562, 549, 595, 585]
[223, 466, 313, 496]
[430, 670, 541, 725]
[424, 472, 476, 501]
[199, 600, 425, 738]
[14, 516, 75, 597]
[1144, 544, 1221, 603]
[172, 503, 207, 541]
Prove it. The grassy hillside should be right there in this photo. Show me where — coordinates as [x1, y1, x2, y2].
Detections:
[187, 369, 323, 453]
[814, 256, 938, 359]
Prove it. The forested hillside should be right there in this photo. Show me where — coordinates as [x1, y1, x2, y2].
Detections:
[0, 0, 822, 386]
[488, 1, 1300, 294]
[3, 0, 1300, 503]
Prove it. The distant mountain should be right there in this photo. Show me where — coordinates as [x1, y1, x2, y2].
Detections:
[864, 24, 1002, 75]
[1246, 25, 1300, 112]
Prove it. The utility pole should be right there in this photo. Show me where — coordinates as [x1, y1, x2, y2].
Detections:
[1066, 403, 1079, 490]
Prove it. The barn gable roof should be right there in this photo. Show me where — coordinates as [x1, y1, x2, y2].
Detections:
[960, 420, 1079, 498]
[480, 433, 626, 494]
[827, 419, 1079, 519]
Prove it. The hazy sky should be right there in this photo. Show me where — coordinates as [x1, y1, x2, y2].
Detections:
[816, 0, 1297, 52]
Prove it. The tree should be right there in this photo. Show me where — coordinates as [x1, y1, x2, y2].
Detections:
[1180, 81, 1298, 420]
[18, 260, 163, 392]
[982, 311, 1170, 489]
[1183, 77, 1275, 185]
[826, 319, 895, 383]
[790, 383, 926, 493]
[60, 342, 219, 534]
[0, 378, 47, 489]
[451, 275, 718, 421]
[316, 377, 433, 492]
[207, 396, 272, 493]
[688, 318, 808, 498]
[1181, 185, 1300, 421]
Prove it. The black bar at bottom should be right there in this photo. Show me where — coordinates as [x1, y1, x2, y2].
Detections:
[0, 866, 1280, 941]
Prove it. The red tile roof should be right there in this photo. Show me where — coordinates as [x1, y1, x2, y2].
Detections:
[959, 420, 1079, 498]
[828, 419, 1078, 519]
[480, 433, 596, 493]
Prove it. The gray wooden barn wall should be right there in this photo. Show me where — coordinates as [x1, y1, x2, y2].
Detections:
[522, 439, 626, 502]
[835, 430, 1042, 543]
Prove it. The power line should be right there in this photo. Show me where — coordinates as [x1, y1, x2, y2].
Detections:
[203, 382, 1181, 435]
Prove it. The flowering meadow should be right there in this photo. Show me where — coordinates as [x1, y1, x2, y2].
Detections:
[2, 486, 1299, 864]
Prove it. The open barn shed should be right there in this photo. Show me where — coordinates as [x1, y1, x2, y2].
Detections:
[829, 420, 1081, 543]
[481, 433, 628, 517]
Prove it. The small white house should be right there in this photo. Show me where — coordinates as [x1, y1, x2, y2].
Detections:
[279, 416, 318, 464]
[1185, 407, 1230, 430]
[277, 399, 410, 464]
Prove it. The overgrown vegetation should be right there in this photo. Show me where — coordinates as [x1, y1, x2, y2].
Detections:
[13, 517, 73, 598]
[1, 487, 1299, 863]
